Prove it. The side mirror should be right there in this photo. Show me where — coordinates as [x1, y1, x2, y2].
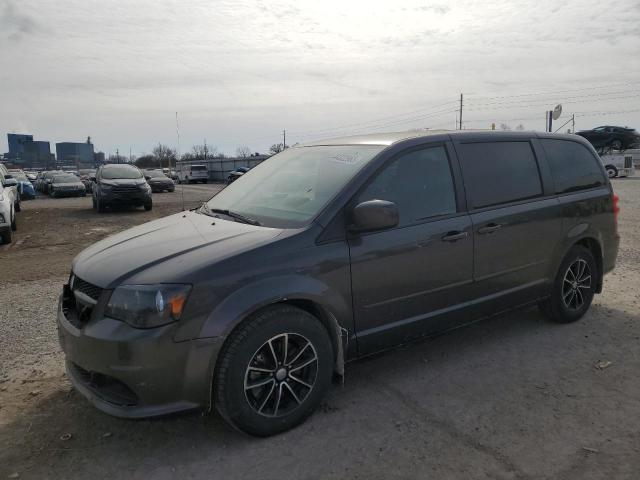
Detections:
[145, 176, 151, 180]
[90, 176, 96, 182]
[2, 178, 18, 188]
[349, 200, 399, 233]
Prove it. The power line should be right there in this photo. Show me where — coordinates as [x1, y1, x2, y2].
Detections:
[464, 81, 640, 102]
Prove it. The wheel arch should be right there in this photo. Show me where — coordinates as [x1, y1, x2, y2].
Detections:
[573, 237, 603, 293]
[555, 235, 604, 294]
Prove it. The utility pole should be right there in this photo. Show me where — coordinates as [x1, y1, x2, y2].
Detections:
[116, 148, 120, 164]
[283, 130, 286, 150]
[459, 93, 463, 130]
[572, 114, 575, 134]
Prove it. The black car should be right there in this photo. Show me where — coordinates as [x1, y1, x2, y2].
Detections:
[576, 125, 640, 151]
[144, 169, 175, 193]
[58, 130, 618, 436]
[92, 164, 152, 212]
[50, 174, 86, 198]
[227, 166, 250, 184]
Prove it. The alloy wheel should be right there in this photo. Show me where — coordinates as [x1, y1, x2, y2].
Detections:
[244, 333, 318, 418]
[562, 259, 591, 311]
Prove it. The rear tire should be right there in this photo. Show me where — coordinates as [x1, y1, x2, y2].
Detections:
[214, 305, 333, 437]
[11, 211, 17, 232]
[97, 197, 106, 213]
[605, 165, 618, 178]
[144, 201, 152, 211]
[1, 228, 12, 244]
[539, 246, 597, 323]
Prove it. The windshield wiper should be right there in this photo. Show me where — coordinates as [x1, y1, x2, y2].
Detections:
[208, 208, 261, 226]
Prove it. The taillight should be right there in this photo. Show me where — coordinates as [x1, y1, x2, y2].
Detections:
[613, 193, 620, 220]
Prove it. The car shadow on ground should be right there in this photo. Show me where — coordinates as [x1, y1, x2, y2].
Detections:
[2, 304, 639, 479]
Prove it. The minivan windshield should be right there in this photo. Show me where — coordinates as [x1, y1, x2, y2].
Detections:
[101, 166, 143, 180]
[205, 145, 384, 228]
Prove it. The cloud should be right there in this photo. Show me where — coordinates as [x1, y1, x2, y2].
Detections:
[0, 0, 44, 42]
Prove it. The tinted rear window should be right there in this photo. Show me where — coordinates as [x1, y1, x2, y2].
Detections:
[458, 141, 542, 208]
[540, 140, 605, 194]
[191, 165, 207, 171]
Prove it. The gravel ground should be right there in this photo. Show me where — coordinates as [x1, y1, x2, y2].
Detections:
[0, 179, 639, 479]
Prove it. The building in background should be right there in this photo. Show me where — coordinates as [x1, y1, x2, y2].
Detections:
[94, 151, 105, 165]
[5, 133, 53, 169]
[56, 137, 95, 168]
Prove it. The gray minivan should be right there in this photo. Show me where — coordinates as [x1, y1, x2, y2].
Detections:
[57, 130, 619, 436]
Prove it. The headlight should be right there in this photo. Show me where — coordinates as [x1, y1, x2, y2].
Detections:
[100, 183, 112, 190]
[105, 284, 192, 328]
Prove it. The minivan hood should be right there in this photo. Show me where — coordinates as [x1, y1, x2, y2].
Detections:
[100, 178, 146, 186]
[72, 211, 284, 288]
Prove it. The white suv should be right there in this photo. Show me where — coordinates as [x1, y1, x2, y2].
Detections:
[0, 183, 17, 244]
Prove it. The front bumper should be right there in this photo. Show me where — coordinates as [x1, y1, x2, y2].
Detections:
[149, 182, 174, 191]
[99, 190, 151, 206]
[57, 294, 222, 418]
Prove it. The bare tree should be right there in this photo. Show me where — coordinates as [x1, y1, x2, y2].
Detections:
[192, 144, 218, 160]
[499, 123, 511, 131]
[135, 154, 158, 169]
[270, 143, 287, 154]
[515, 124, 525, 131]
[236, 146, 251, 158]
[152, 144, 177, 168]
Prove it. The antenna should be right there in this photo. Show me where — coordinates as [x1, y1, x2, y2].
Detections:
[176, 112, 185, 211]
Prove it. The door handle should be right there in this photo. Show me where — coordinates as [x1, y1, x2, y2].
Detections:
[478, 223, 503, 234]
[442, 231, 468, 242]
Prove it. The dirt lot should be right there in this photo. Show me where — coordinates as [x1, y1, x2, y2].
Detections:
[1, 180, 639, 479]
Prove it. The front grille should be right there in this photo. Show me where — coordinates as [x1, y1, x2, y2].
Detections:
[624, 156, 633, 169]
[63, 274, 103, 328]
[72, 276, 102, 301]
[70, 363, 138, 406]
[113, 185, 142, 194]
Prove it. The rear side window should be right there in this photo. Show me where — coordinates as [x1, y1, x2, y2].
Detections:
[458, 142, 542, 209]
[191, 165, 207, 171]
[357, 146, 457, 226]
[540, 140, 605, 194]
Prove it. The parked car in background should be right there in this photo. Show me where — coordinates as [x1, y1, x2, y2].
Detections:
[177, 164, 208, 183]
[8, 169, 36, 200]
[0, 167, 20, 212]
[227, 166, 250, 184]
[24, 171, 37, 183]
[92, 164, 152, 212]
[576, 126, 640, 151]
[144, 169, 175, 192]
[50, 174, 86, 198]
[41, 170, 64, 194]
[0, 181, 18, 244]
[78, 169, 97, 193]
[58, 130, 618, 436]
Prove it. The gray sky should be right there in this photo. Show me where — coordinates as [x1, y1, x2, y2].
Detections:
[1, 0, 639, 157]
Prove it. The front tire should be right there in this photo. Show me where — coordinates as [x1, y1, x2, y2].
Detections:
[539, 246, 597, 323]
[144, 200, 152, 211]
[1, 228, 11, 244]
[214, 305, 333, 437]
